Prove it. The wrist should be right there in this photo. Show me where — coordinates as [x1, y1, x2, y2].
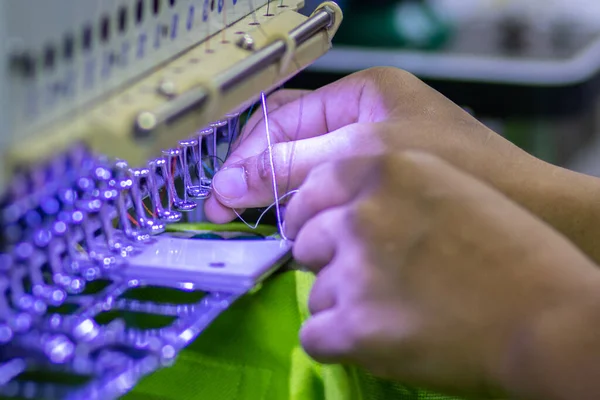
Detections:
[499, 276, 600, 400]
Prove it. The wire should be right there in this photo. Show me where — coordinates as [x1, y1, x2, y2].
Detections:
[143, 202, 155, 218]
[128, 214, 139, 226]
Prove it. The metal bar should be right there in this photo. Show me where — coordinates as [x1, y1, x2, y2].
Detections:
[134, 7, 335, 138]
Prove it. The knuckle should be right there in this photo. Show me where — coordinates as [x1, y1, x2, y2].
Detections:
[383, 151, 425, 173]
[343, 204, 361, 226]
[348, 199, 381, 236]
[338, 204, 367, 237]
[380, 151, 444, 187]
[256, 149, 274, 191]
[258, 143, 290, 184]
[387, 152, 459, 206]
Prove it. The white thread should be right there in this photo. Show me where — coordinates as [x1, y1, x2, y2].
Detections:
[261, 91, 288, 240]
[233, 190, 298, 231]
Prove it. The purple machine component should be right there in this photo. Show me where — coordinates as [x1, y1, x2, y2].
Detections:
[0, 114, 292, 400]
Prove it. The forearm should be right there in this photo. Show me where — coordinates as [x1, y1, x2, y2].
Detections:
[500, 285, 600, 400]
[443, 131, 600, 265]
[507, 160, 600, 265]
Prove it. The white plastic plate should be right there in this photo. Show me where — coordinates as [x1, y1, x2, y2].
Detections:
[122, 236, 293, 293]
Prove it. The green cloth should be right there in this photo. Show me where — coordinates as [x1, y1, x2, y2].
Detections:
[126, 270, 463, 400]
[0, 222, 465, 399]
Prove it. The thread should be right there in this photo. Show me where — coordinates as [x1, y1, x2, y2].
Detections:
[261, 92, 287, 240]
[233, 190, 298, 231]
[227, 92, 296, 240]
[222, 69, 305, 240]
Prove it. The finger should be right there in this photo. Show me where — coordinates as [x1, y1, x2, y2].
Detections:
[223, 67, 419, 168]
[293, 207, 348, 272]
[205, 124, 380, 214]
[300, 309, 353, 365]
[307, 264, 338, 315]
[283, 156, 378, 240]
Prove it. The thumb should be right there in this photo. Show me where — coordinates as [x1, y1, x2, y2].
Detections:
[208, 125, 371, 210]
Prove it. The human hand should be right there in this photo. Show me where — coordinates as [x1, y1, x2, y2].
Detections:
[284, 151, 600, 398]
[204, 67, 540, 223]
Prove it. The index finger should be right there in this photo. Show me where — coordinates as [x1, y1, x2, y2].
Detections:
[284, 154, 379, 240]
[223, 67, 412, 168]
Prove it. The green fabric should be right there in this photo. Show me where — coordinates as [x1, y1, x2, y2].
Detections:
[0, 223, 465, 399]
[127, 270, 464, 400]
[165, 222, 279, 238]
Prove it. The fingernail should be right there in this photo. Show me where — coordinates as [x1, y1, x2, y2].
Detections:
[213, 167, 248, 199]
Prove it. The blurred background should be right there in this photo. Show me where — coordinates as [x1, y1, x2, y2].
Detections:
[292, 0, 600, 176]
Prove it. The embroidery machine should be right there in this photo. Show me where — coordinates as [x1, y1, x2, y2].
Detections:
[0, 1, 342, 398]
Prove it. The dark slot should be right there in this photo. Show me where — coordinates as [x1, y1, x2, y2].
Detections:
[94, 310, 176, 330]
[8, 53, 36, 78]
[119, 286, 206, 304]
[82, 24, 93, 51]
[100, 15, 111, 43]
[43, 45, 56, 69]
[47, 303, 80, 315]
[15, 370, 93, 386]
[153, 0, 161, 15]
[118, 6, 128, 33]
[74, 279, 112, 296]
[63, 34, 75, 60]
[136, 0, 144, 24]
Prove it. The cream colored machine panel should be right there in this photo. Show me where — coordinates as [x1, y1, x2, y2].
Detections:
[4, 0, 268, 137]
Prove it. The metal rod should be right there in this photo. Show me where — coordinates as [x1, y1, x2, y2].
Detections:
[134, 7, 335, 138]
